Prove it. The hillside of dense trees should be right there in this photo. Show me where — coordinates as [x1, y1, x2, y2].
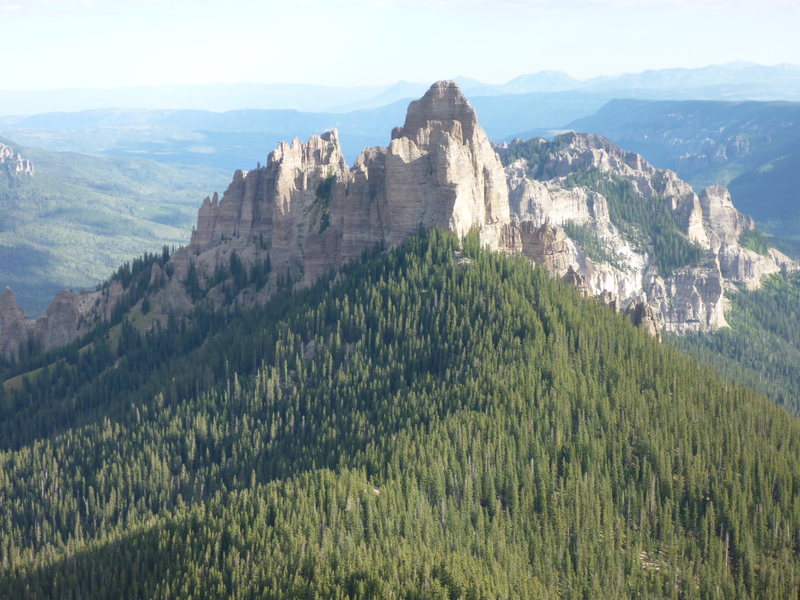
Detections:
[671, 271, 800, 412]
[1, 230, 799, 598]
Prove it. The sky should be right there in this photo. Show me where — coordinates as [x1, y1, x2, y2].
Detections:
[1, 0, 798, 90]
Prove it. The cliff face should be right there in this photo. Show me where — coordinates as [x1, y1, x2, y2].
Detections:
[499, 132, 799, 333]
[189, 129, 349, 283]
[0, 288, 29, 359]
[3, 81, 795, 358]
[180, 80, 510, 290]
[383, 81, 509, 245]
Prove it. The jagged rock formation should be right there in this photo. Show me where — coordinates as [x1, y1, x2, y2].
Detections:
[625, 301, 661, 340]
[181, 84, 794, 335]
[0, 283, 122, 361]
[0, 142, 34, 175]
[383, 81, 509, 245]
[700, 185, 752, 248]
[180, 80, 509, 293]
[495, 132, 796, 333]
[2, 81, 795, 358]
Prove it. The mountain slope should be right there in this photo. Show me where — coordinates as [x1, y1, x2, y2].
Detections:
[0, 138, 229, 315]
[1, 231, 799, 598]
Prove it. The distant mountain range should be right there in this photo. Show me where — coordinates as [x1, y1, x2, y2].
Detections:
[3, 62, 799, 171]
[1, 62, 799, 116]
[0, 93, 618, 168]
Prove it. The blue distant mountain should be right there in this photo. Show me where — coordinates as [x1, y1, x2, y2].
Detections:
[2, 62, 799, 117]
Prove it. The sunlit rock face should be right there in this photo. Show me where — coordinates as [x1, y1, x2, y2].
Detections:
[495, 131, 796, 334]
[183, 80, 512, 289]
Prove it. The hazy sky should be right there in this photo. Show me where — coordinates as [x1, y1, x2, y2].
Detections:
[1, 0, 798, 90]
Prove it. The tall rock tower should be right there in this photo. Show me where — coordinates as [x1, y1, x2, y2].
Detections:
[383, 80, 510, 246]
[185, 81, 511, 287]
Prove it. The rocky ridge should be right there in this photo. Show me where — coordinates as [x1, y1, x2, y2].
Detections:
[174, 82, 792, 336]
[0, 282, 123, 360]
[495, 133, 796, 333]
[1, 81, 794, 359]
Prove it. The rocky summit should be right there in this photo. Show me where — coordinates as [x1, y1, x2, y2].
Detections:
[1, 81, 794, 359]
[185, 80, 508, 284]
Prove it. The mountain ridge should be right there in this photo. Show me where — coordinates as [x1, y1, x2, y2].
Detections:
[2, 228, 800, 598]
[1, 81, 794, 360]
[2, 62, 799, 117]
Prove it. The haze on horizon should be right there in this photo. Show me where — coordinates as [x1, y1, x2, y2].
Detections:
[0, 0, 798, 92]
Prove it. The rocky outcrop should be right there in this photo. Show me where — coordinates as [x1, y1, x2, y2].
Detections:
[184, 129, 349, 288]
[383, 80, 509, 245]
[497, 131, 796, 334]
[651, 266, 728, 332]
[0, 281, 123, 360]
[507, 167, 609, 229]
[33, 290, 87, 351]
[181, 80, 510, 292]
[700, 185, 754, 249]
[0, 288, 30, 359]
[768, 248, 797, 274]
[0, 142, 34, 175]
[625, 301, 661, 340]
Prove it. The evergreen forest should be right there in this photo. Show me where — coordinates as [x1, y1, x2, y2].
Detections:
[1, 231, 799, 598]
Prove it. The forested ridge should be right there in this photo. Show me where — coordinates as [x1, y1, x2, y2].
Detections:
[1, 230, 800, 598]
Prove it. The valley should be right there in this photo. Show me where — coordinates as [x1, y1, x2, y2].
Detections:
[0, 138, 229, 315]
